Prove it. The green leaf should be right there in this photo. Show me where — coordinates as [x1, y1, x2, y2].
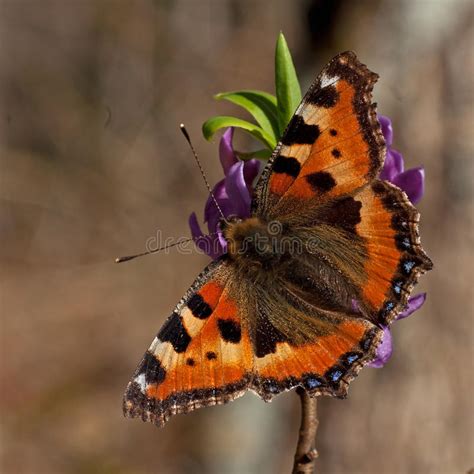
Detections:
[275, 32, 302, 135]
[235, 148, 272, 161]
[214, 90, 279, 144]
[202, 116, 276, 150]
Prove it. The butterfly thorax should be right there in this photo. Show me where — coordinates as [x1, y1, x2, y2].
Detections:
[222, 216, 291, 273]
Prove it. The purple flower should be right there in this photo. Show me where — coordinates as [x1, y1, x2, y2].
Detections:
[369, 293, 426, 367]
[369, 115, 427, 368]
[378, 115, 424, 204]
[188, 128, 260, 259]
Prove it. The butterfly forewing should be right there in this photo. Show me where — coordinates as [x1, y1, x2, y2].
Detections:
[124, 260, 253, 426]
[253, 51, 385, 219]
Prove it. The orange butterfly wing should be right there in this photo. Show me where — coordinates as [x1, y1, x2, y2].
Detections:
[354, 180, 432, 323]
[254, 51, 431, 323]
[123, 261, 254, 426]
[254, 51, 384, 218]
[251, 319, 381, 400]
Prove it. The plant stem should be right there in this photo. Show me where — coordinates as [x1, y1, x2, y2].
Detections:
[292, 388, 319, 474]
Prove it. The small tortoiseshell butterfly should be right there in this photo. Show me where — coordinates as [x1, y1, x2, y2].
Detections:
[123, 52, 432, 427]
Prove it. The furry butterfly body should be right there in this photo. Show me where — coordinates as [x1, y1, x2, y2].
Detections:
[123, 52, 432, 427]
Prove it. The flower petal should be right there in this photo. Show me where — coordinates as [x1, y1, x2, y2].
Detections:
[397, 293, 426, 320]
[204, 179, 238, 236]
[189, 212, 218, 258]
[243, 158, 261, 190]
[225, 161, 252, 218]
[392, 167, 425, 205]
[206, 198, 233, 236]
[368, 326, 393, 368]
[378, 115, 393, 147]
[219, 127, 237, 174]
[204, 180, 227, 223]
[380, 148, 404, 182]
[205, 227, 228, 259]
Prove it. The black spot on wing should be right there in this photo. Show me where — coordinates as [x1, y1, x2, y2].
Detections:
[139, 351, 167, 385]
[331, 148, 341, 158]
[308, 84, 340, 108]
[281, 115, 320, 145]
[206, 351, 217, 360]
[306, 171, 336, 193]
[391, 214, 410, 233]
[272, 155, 301, 178]
[186, 358, 195, 366]
[329, 128, 338, 136]
[157, 312, 191, 353]
[254, 311, 287, 358]
[217, 319, 241, 343]
[188, 293, 212, 319]
[315, 196, 362, 234]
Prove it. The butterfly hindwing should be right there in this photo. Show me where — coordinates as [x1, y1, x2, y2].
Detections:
[353, 180, 432, 323]
[244, 279, 383, 399]
[252, 319, 381, 399]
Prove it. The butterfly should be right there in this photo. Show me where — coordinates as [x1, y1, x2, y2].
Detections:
[123, 51, 432, 427]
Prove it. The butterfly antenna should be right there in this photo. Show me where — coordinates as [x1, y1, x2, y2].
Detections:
[115, 230, 221, 264]
[115, 237, 194, 263]
[180, 124, 225, 220]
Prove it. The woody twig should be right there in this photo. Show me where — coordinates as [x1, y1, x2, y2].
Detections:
[292, 388, 319, 474]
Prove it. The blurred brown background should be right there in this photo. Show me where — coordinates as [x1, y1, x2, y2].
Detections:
[1, 1, 473, 473]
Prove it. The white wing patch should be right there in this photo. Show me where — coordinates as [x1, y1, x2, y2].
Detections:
[135, 373, 147, 393]
[320, 73, 340, 88]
